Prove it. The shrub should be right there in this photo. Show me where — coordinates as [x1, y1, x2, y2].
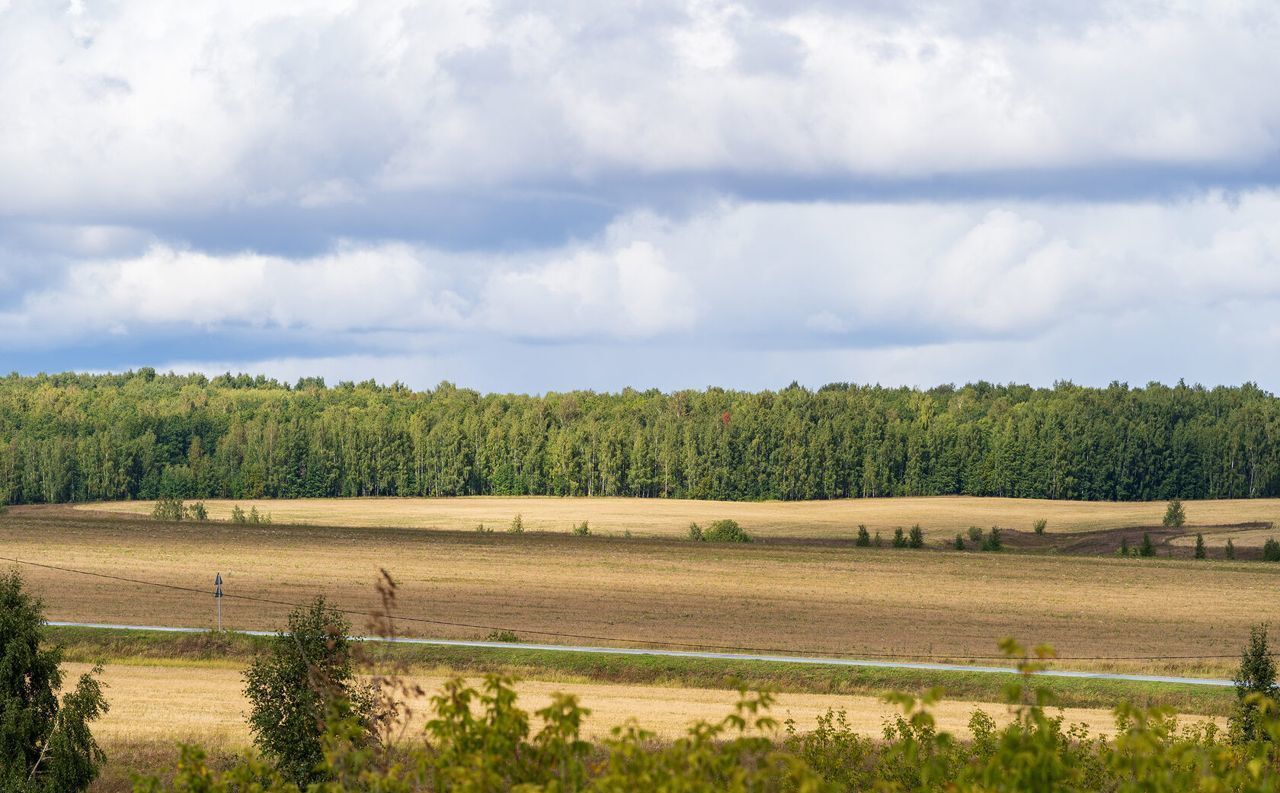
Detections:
[572, 521, 590, 536]
[484, 630, 520, 643]
[703, 519, 751, 543]
[1229, 624, 1278, 742]
[1265, 538, 1280, 562]
[151, 496, 185, 522]
[892, 527, 907, 548]
[0, 570, 109, 792]
[186, 501, 208, 521]
[1119, 537, 1130, 557]
[474, 522, 491, 533]
[1138, 532, 1156, 557]
[1194, 533, 1206, 559]
[247, 506, 272, 525]
[243, 597, 374, 787]
[967, 525, 984, 543]
[953, 533, 965, 551]
[509, 513, 524, 533]
[854, 524, 871, 547]
[230, 505, 247, 524]
[908, 524, 924, 549]
[1033, 518, 1047, 535]
[1226, 538, 1236, 560]
[1163, 498, 1187, 528]
[873, 531, 883, 547]
[981, 527, 1002, 552]
[687, 522, 703, 541]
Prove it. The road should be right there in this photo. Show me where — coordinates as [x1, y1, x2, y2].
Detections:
[48, 620, 1234, 688]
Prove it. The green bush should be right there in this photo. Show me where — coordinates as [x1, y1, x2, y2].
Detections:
[892, 527, 907, 548]
[687, 522, 703, 541]
[1163, 498, 1187, 528]
[1227, 538, 1237, 559]
[1194, 533, 1206, 559]
[572, 521, 590, 536]
[1033, 518, 1047, 535]
[1265, 537, 1280, 562]
[1119, 537, 1130, 557]
[230, 505, 247, 524]
[873, 530, 883, 547]
[981, 527, 1002, 552]
[484, 630, 520, 643]
[187, 501, 208, 521]
[855, 524, 871, 547]
[151, 496, 185, 522]
[509, 513, 525, 534]
[967, 525, 983, 543]
[907, 524, 924, 549]
[1229, 624, 1278, 742]
[702, 519, 751, 543]
[953, 533, 965, 550]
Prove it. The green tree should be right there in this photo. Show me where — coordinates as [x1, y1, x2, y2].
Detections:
[1194, 533, 1206, 559]
[242, 597, 373, 786]
[1265, 538, 1280, 562]
[703, 519, 751, 543]
[953, 533, 965, 550]
[0, 570, 109, 792]
[1229, 624, 1278, 742]
[1138, 533, 1156, 557]
[1163, 499, 1186, 528]
[571, 520, 590, 536]
[687, 522, 703, 541]
[892, 527, 907, 548]
[908, 524, 924, 549]
[1119, 536, 1129, 557]
[1033, 518, 1047, 535]
[509, 513, 525, 534]
[854, 524, 871, 547]
[981, 527, 1003, 552]
[1227, 538, 1236, 560]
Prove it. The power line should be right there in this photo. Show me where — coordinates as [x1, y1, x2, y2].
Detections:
[0, 555, 1243, 662]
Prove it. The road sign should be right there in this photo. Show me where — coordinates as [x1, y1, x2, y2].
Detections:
[214, 572, 223, 631]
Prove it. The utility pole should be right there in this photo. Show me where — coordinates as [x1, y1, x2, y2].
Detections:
[214, 572, 223, 631]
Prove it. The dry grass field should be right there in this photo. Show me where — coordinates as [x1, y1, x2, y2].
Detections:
[82, 660, 1214, 792]
[6, 507, 1279, 677]
[75, 495, 1280, 543]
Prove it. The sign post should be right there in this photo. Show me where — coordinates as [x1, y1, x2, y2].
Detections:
[214, 572, 223, 631]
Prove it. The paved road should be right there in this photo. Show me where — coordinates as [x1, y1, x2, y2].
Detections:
[48, 620, 1234, 688]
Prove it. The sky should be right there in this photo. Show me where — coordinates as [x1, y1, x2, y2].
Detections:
[2, 0, 1280, 393]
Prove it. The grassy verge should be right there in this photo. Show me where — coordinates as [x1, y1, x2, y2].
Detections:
[50, 626, 1235, 717]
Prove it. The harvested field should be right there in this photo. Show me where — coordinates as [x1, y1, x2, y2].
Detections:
[74, 495, 1280, 544]
[82, 660, 1215, 792]
[6, 508, 1279, 677]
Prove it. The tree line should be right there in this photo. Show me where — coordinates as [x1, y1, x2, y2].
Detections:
[1, 370, 1278, 505]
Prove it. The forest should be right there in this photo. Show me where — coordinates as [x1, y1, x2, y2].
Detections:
[0, 370, 1277, 505]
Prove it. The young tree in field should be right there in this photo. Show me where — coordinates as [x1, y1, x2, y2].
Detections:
[1229, 624, 1278, 743]
[981, 527, 1002, 552]
[1227, 538, 1237, 560]
[891, 527, 907, 548]
[1033, 518, 1047, 535]
[854, 524, 871, 547]
[1118, 537, 1129, 557]
[1163, 499, 1186, 528]
[953, 533, 965, 550]
[1266, 538, 1280, 563]
[243, 597, 374, 787]
[907, 524, 924, 549]
[1194, 533, 1206, 559]
[0, 570, 109, 792]
[1138, 533, 1156, 558]
[509, 513, 525, 534]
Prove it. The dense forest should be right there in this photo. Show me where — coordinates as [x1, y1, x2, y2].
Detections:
[0, 370, 1277, 505]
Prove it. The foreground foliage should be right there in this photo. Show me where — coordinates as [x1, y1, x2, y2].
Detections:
[0, 570, 108, 792]
[2, 372, 1279, 504]
[137, 640, 1280, 793]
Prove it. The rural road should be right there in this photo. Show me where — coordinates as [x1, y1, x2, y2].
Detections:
[49, 621, 1234, 688]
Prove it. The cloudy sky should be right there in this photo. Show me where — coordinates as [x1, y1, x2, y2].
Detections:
[3, 1, 1280, 392]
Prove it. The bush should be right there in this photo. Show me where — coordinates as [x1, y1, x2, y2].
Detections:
[151, 496, 185, 522]
[967, 525, 984, 543]
[1163, 498, 1187, 528]
[703, 519, 751, 543]
[1265, 538, 1280, 562]
[1033, 518, 1047, 535]
[953, 533, 965, 551]
[1227, 538, 1236, 560]
[687, 522, 703, 541]
[981, 527, 1002, 552]
[572, 521, 590, 536]
[509, 513, 525, 534]
[855, 524, 871, 547]
[474, 522, 491, 533]
[873, 531, 883, 547]
[1194, 533, 1206, 559]
[187, 501, 208, 521]
[230, 505, 247, 524]
[1229, 624, 1278, 742]
[484, 630, 520, 643]
[1138, 532, 1156, 557]
[243, 597, 374, 787]
[907, 524, 924, 549]
[1119, 537, 1130, 557]
[247, 506, 271, 525]
[892, 527, 907, 548]
[0, 570, 109, 792]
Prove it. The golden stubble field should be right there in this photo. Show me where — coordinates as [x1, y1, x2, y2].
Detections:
[6, 507, 1279, 677]
[74, 494, 1280, 543]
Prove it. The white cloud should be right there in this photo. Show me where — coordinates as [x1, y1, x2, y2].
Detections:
[3, 1, 1279, 219]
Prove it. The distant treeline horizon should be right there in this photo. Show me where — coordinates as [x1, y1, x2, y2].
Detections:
[1, 369, 1277, 505]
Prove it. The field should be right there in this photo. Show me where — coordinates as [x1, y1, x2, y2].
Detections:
[7, 506, 1279, 676]
[74, 494, 1280, 544]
